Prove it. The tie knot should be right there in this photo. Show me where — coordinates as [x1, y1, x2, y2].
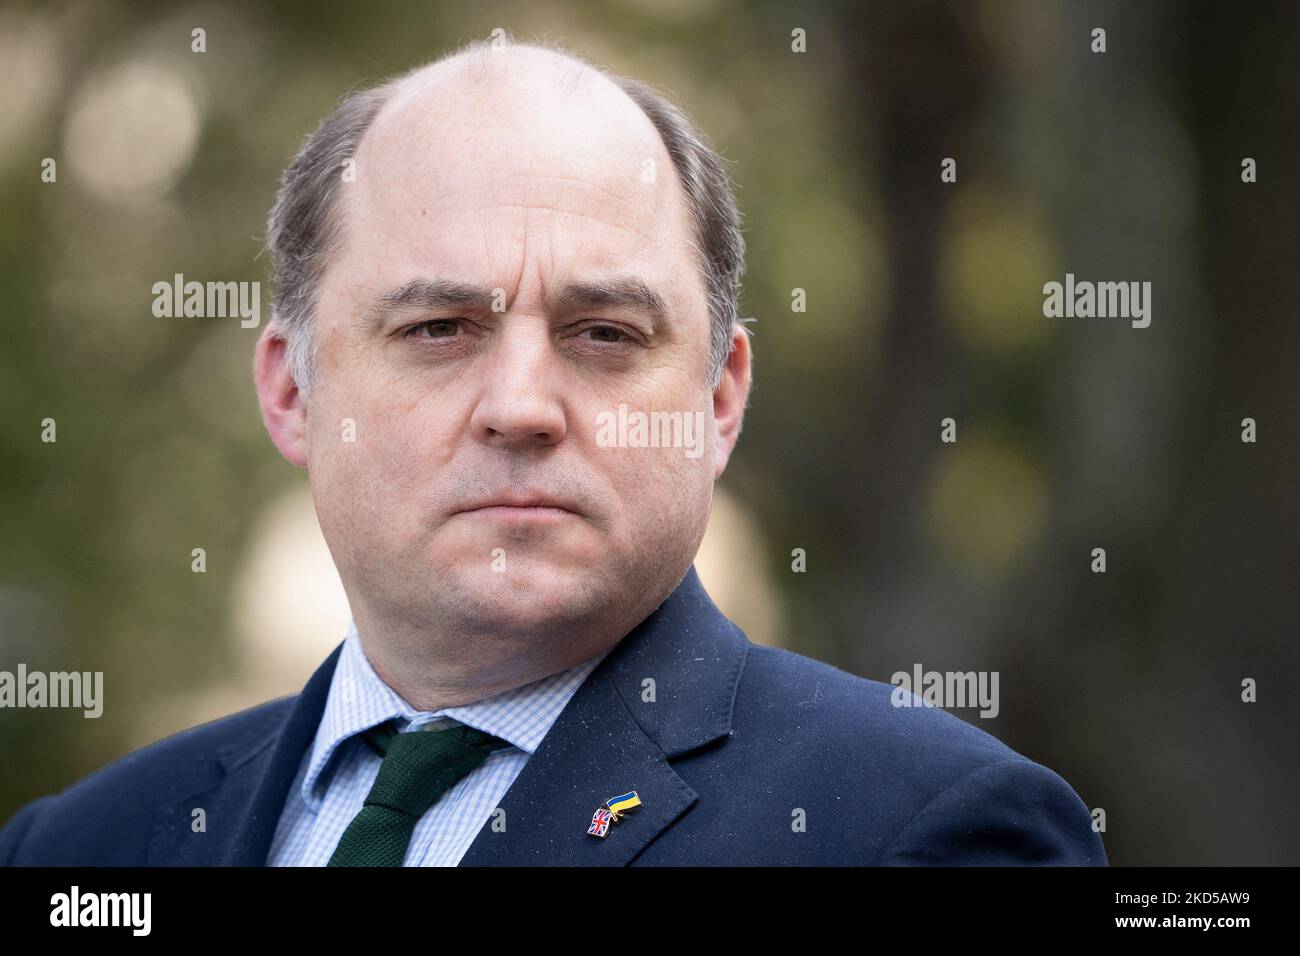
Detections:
[365, 719, 505, 756]
[362, 721, 509, 818]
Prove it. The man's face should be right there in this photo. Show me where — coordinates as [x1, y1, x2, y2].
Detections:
[270, 62, 743, 650]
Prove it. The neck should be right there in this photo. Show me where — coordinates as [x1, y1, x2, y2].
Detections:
[347, 606, 627, 713]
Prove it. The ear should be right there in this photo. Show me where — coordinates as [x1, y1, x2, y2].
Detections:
[253, 323, 309, 468]
[712, 323, 752, 479]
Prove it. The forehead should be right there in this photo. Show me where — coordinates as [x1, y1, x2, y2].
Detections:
[338, 56, 698, 288]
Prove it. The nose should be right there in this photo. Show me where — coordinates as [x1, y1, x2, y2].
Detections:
[469, 321, 567, 449]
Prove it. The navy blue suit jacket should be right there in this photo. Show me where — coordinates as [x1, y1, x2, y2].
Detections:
[0, 567, 1106, 865]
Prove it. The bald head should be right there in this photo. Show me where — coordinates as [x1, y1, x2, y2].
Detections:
[265, 35, 746, 395]
[360, 43, 669, 190]
[383, 40, 605, 108]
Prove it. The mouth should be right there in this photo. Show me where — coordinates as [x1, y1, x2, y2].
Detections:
[454, 496, 583, 523]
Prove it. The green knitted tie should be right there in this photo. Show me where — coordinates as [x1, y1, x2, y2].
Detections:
[327, 720, 509, 867]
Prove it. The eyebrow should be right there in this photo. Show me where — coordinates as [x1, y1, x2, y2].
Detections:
[368, 278, 495, 325]
[366, 275, 670, 329]
[550, 276, 669, 324]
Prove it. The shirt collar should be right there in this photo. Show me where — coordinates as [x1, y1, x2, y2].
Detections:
[300, 620, 609, 810]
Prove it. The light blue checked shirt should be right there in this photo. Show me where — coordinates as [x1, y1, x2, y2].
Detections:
[267, 621, 608, 866]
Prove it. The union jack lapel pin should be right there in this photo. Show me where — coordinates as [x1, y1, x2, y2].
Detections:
[587, 790, 642, 838]
[587, 807, 613, 838]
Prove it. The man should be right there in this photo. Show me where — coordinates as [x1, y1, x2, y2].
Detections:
[0, 37, 1106, 866]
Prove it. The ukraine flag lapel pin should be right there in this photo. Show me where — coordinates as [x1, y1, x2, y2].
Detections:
[587, 790, 642, 838]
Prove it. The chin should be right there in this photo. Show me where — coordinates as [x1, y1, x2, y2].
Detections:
[439, 556, 609, 634]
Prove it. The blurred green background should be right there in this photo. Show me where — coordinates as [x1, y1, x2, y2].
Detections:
[1, 0, 1297, 864]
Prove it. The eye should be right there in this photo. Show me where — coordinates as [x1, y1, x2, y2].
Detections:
[404, 319, 462, 340]
[579, 324, 634, 344]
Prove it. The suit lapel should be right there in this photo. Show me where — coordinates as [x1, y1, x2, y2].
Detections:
[456, 671, 698, 866]
[459, 565, 749, 866]
[147, 642, 343, 865]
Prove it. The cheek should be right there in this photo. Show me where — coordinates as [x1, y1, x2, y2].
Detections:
[314, 366, 454, 462]
[606, 442, 714, 534]
[304, 388, 422, 530]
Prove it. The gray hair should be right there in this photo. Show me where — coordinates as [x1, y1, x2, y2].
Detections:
[265, 36, 747, 395]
